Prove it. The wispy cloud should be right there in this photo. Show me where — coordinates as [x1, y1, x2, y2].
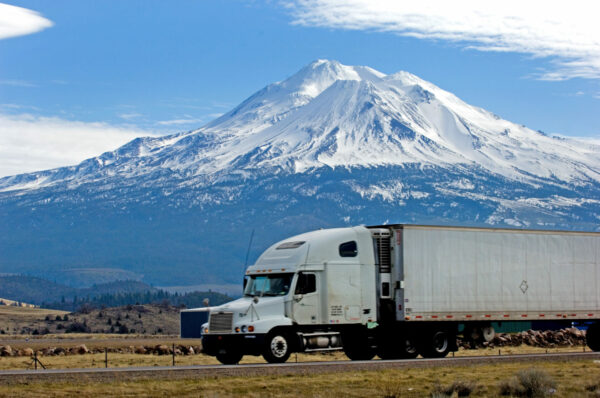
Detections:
[0, 3, 53, 40]
[157, 118, 203, 126]
[288, 0, 600, 80]
[0, 79, 36, 87]
[0, 113, 162, 178]
[118, 112, 143, 120]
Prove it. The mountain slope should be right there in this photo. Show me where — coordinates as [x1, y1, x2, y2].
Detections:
[0, 60, 598, 286]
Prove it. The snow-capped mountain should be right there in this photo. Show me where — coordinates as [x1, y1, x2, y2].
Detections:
[1, 60, 598, 287]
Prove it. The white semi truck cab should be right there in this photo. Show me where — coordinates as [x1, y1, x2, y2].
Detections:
[181, 224, 600, 364]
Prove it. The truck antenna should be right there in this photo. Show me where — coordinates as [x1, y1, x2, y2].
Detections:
[244, 228, 255, 267]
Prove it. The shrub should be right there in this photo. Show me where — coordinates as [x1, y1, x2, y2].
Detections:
[78, 303, 93, 314]
[498, 368, 556, 397]
[586, 382, 599, 392]
[118, 324, 129, 334]
[55, 315, 62, 321]
[65, 322, 91, 333]
[431, 380, 477, 397]
[452, 380, 477, 397]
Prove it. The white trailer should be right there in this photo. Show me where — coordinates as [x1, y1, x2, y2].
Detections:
[182, 225, 600, 364]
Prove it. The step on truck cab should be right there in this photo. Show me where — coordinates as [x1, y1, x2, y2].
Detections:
[181, 224, 600, 364]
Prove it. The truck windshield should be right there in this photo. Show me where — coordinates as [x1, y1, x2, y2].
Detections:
[244, 273, 292, 297]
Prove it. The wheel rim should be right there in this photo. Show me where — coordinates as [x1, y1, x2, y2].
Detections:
[482, 326, 495, 342]
[270, 335, 288, 358]
[405, 338, 417, 355]
[432, 332, 448, 353]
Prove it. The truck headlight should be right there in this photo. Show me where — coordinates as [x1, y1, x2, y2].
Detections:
[241, 325, 247, 333]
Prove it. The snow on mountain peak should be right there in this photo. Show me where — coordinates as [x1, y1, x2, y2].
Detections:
[282, 59, 386, 97]
[1, 60, 599, 193]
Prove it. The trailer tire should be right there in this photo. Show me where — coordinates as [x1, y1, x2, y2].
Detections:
[482, 326, 495, 342]
[587, 324, 600, 352]
[419, 329, 451, 358]
[216, 351, 243, 365]
[262, 332, 292, 363]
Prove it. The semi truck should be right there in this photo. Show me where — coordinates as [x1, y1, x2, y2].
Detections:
[180, 224, 600, 364]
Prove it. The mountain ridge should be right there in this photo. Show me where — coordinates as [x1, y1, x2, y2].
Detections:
[2, 59, 599, 192]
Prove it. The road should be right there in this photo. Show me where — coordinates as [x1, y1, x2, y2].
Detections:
[1, 351, 598, 384]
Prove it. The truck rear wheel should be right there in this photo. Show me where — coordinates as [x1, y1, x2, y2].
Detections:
[377, 334, 418, 359]
[587, 323, 600, 351]
[262, 332, 292, 363]
[419, 329, 452, 358]
[342, 329, 376, 360]
[216, 350, 243, 365]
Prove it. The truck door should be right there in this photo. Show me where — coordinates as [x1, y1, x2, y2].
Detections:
[292, 272, 319, 324]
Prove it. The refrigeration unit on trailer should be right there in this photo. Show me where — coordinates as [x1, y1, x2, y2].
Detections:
[181, 224, 600, 364]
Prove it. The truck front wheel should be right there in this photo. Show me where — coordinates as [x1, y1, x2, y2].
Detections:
[263, 332, 292, 363]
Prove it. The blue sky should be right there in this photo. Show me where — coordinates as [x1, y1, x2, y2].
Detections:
[0, 0, 599, 177]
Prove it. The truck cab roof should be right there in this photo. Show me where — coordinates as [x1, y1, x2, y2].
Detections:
[246, 226, 374, 274]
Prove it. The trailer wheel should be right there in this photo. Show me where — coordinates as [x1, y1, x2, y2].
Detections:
[262, 332, 292, 363]
[482, 325, 495, 342]
[419, 329, 452, 358]
[587, 324, 600, 352]
[216, 350, 243, 365]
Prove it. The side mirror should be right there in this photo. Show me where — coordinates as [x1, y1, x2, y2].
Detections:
[253, 296, 259, 304]
[293, 294, 303, 302]
[202, 298, 210, 307]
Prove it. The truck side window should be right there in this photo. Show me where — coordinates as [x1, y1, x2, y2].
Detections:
[295, 273, 316, 295]
[339, 241, 358, 257]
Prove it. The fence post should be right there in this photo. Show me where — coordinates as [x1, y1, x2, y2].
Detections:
[172, 344, 175, 366]
[105, 347, 108, 368]
[34, 351, 37, 370]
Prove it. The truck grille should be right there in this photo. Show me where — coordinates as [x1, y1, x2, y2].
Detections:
[208, 312, 233, 333]
[374, 234, 391, 273]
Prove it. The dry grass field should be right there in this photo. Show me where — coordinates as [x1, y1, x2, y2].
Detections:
[0, 306, 68, 334]
[0, 304, 181, 335]
[1, 358, 599, 397]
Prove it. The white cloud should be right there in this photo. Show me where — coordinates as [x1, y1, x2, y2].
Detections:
[288, 0, 600, 80]
[0, 79, 36, 87]
[0, 3, 53, 40]
[0, 113, 162, 178]
[118, 112, 143, 120]
[157, 118, 203, 126]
